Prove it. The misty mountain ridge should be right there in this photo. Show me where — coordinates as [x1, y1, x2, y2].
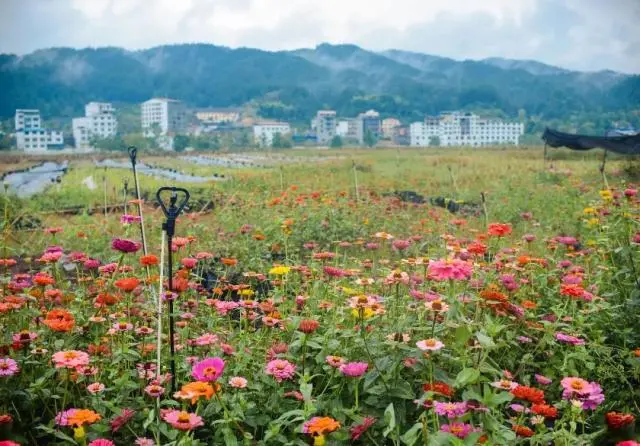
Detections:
[0, 42, 638, 130]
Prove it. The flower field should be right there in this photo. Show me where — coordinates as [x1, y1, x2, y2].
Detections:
[0, 148, 639, 445]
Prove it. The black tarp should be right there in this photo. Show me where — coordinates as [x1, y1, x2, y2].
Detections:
[542, 128, 640, 155]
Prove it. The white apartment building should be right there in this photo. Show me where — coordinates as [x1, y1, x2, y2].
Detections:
[14, 109, 63, 152]
[410, 112, 524, 147]
[253, 122, 291, 147]
[316, 110, 337, 144]
[336, 120, 349, 137]
[141, 98, 187, 138]
[72, 102, 117, 149]
[15, 109, 41, 132]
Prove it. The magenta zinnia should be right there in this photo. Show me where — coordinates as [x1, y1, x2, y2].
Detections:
[191, 357, 225, 382]
[339, 362, 368, 377]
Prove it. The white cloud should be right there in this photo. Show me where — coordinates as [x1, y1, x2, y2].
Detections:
[0, 0, 638, 72]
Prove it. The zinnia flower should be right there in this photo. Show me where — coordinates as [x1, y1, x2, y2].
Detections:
[174, 381, 217, 404]
[339, 362, 368, 377]
[434, 401, 468, 419]
[229, 377, 248, 388]
[55, 409, 101, 427]
[88, 440, 115, 446]
[441, 422, 476, 439]
[265, 359, 297, 382]
[111, 238, 141, 253]
[52, 350, 90, 369]
[303, 417, 341, 436]
[416, 338, 444, 351]
[191, 357, 225, 382]
[428, 259, 472, 281]
[160, 410, 204, 431]
[0, 358, 19, 377]
[350, 417, 376, 440]
[110, 408, 136, 432]
[606, 412, 635, 429]
[43, 309, 75, 332]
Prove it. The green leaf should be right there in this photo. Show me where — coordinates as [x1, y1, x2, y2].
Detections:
[400, 422, 422, 445]
[476, 331, 495, 348]
[455, 368, 480, 388]
[222, 427, 239, 446]
[383, 403, 396, 437]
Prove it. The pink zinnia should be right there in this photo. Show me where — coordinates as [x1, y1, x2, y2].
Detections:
[52, 350, 90, 369]
[181, 258, 198, 269]
[535, 374, 552, 385]
[441, 422, 475, 439]
[0, 358, 19, 377]
[192, 357, 225, 382]
[110, 408, 136, 432]
[161, 409, 204, 431]
[135, 439, 155, 446]
[428, 259, 472, 281]
[229, 377, 248, 388]
[339, 362, 368, 377]
[555, 333, 585, 346]
[194, 333, 218, 346]
[324, 266, 347, 277]
[120, 214, 142, 224]
[88, 440, 115, 446]
[416, 339, 444, 351]
[265, 359, 297, 382]
[434, 401, 468, 419]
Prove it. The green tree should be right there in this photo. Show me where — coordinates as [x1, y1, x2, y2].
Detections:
[428, 135, 441, 146]
[363, 129, 377, 148]
[173, 134, 189, 152]
[329, 135, 343, 148]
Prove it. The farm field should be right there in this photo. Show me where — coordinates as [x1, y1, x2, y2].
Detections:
[0, 147, 638, 445]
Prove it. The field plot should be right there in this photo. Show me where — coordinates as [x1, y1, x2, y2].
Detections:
[0, 148, 638, 445]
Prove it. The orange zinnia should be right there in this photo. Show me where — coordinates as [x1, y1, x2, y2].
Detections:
[511, 385, 545, 404]
[304, 417, 340, 435]
[174, 381, 219, 404]
[221, 258, 237, 266]
[43, 309, 75, 332]
[140, 255, 159, 266]
[114, 278, 140, 292]
[67, 409, 101, 426]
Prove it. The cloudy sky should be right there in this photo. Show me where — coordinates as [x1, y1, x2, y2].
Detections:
[1, 0, 639, 73]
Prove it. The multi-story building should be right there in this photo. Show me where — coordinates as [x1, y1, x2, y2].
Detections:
[72, 102, 117, 149]
[253, 122, 291, 147]
[357, 110, 381, 145]
[14, 109, 63, 152]
[15, 109, 41, 132]
[316, 110, 337, 144]
[381, 118, 401, 139]
[336, 120, 349, 138]
[410, 112, 524, 147]
[195, 108, 241, 124]
[141, 98, 187, 138]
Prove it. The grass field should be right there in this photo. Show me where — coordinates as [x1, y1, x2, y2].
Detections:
[0, 147, 638, 445]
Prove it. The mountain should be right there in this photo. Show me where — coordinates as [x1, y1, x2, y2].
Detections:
[0, 43, 638, 133]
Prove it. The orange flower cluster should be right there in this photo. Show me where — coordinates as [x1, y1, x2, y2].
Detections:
[43, 309, 75, 332]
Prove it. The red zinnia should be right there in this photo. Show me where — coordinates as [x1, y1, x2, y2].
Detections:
[488, 223, 512, 237]
[422, 381, 454, 398]
[298, 319, 320, 334]
[606, 412, 635, 430]
[511, 385, 545, 404]
[512, 425, 534, 437]
[531, 403, 558, 419]
[114, 278, 140, 292]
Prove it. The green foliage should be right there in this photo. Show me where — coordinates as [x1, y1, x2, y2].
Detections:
[329, 135, 343, 148]
[363, 129, 377, 147]
[173, 134, 189, 152]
